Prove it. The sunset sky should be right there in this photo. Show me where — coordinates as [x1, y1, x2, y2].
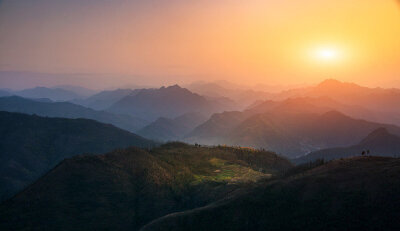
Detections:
[0, 0, 399, 89]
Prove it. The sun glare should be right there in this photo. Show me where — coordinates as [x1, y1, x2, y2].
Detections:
[318, 49, 337, 60]
[306, 45, 346, 66]
[315, 47, 339, 61]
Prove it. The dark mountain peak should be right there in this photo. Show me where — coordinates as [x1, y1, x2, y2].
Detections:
[158, 84, 183, 91]
[360, 127, 397, 145]
[318, 79, 343, 87]
[108, 84, 222, 121]
[315, 79, 362, 92]
[154, 117, 173, 123]
[320, 110, 346, 118]
[368, 127, 389, 136]
[162, 84, 192, 94]
[167, 84, 182, 89]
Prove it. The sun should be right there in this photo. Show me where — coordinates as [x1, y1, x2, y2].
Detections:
[302, 44, 348, 68]
[315, 47, 339, 61]
[318, 49, 336, 59]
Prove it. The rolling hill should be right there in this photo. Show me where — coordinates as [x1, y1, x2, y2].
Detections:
[0, 143, 291, 231]
[142, 156, 400, 231]
[0, 96, 148, 132]
[295, 128, 400, 163]
[0, 111, 155, 201]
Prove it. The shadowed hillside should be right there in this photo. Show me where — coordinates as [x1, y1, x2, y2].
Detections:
[142, 156, 400, 231]
[0, 111, 155, 201]
[0, 143, 291, 231]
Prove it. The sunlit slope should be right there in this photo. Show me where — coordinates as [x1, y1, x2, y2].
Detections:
[0, 143, 291, 231]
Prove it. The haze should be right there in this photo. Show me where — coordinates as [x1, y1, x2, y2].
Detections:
[0, 0, 399, 89]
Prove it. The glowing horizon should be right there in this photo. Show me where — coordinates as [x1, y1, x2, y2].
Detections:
[0, 0, 399, 89]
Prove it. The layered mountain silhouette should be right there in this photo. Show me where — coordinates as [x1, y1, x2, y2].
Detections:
[141, 157, 400, 231]
[0, 111, 155, 201]
[187, 110, 400, 158]
[138, 113, 207, 141]
[186, 81, 273, 109]
[0, 143, 291, 230]
[275, 79, 400, 125]
[295, 128, 400, 163]
[0, 89, 12, 97]
[73, 88, 137, 110]
[12, 86, 81, 101]
[0, 96, 148, 132]
[55, 85, 98, 98]
[107, 85, 233, 121]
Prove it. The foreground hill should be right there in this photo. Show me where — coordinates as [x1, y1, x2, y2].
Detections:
[0, 143, 291, 231]
[0, 112, 155, 201]
[296, 128, 400, 163]
[0, 96, 148, 132]
[108, 85, 233, 121]
[187, 110, 400, 158]
[142, 156, 400, 231]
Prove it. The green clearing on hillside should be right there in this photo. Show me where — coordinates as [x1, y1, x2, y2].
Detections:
[150, 143, 285, 186]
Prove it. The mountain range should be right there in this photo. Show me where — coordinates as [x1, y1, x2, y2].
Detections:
[186, 110, 400, 158]
[274, 79, 400, 125]
[1, 78, 400, 230]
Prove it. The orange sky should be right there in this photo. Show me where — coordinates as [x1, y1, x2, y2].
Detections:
[0, 0, 399, 88]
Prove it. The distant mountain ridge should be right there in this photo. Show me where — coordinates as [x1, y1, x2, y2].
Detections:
[186, 81, 273, 109]
[275, 79, 400, 125]
[295, 128, 400, 163]
[108, 85, 233, 121]
[0, 96, 148, 132]
[0, 111, 155, 201]
[138, 112, 207, 141]
[72, 88, 137, 110]
[187, 110, 400, 158]
[13, 86, 81, 101]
